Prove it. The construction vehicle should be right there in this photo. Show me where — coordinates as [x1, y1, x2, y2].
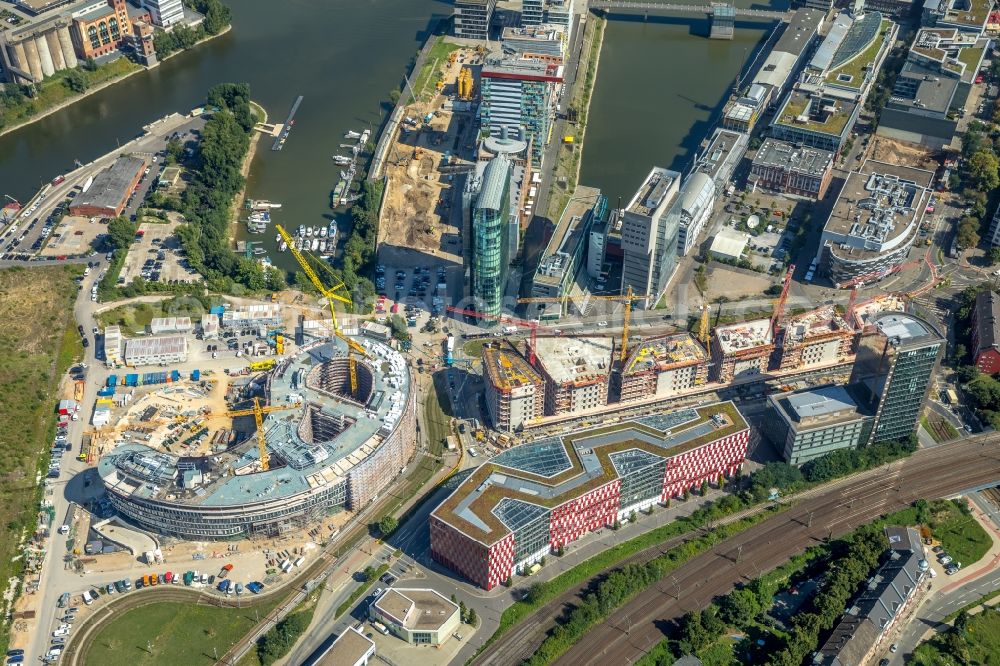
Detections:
[275, 224, 370, 394]
[248, 359, 276, 372]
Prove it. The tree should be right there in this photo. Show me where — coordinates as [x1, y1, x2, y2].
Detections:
[966, 150, 999, 192]
[466, 608, 478, 626]
[677, 611, 710, 653]
[362, 566, 377, 582]
[458, 600, 467, 622]
[378, 515, 398, 536]
[106, 217, 136, 250]
[389, 314, 409, 342]
[64, 69, 88, 94]
[957, 218, 981, 249]
[990, 247, 1000, 266]
[719, 587, 762, 626]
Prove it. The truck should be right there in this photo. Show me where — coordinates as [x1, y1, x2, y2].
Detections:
[502, 325, 518, 335]
[249, 359, 276, 372]
[372, 621, 390, 636]
[444, 334, 454, 366]
[219, 563, 233, 578]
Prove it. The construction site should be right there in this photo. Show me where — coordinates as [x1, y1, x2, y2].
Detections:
[530, 336, 615, 415]
[482, 341, 546, 433]
[711, 318, 775, 383]
[378, 43, 483, 255]
[619, 333, 710, 403]
[778, 305, 857, 371]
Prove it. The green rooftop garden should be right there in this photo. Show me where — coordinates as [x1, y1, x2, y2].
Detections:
[824, 20, 893, 91]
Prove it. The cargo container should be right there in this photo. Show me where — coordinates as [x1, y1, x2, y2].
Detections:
[106, 376, 118, 388]
[125, 374, 140, 387]
[170, 370, 180, 382]
[191, 369, 201, 381]
[97, 387, 115, 397]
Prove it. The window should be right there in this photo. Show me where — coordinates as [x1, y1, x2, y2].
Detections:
[98, 21, 110, 44]
[412, 632, 433, 644]
[88, 25, 100, 49]
[109, 17, 120, 40]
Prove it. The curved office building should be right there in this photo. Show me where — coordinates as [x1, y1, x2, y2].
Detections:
[471, 155, 514, 318]
[98, 337, 416, 540]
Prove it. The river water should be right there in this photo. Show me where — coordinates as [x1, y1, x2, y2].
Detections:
[1, 2, 781, 266]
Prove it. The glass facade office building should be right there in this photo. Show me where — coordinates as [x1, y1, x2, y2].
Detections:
[472, 156, 513, 319]
[850, 312, 943, 446]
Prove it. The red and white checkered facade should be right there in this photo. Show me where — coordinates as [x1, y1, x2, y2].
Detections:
[432, 425, 751, 589]
[549, 479, 621, 549]
[662, 430, 749, 499]
[486, 533, 516, 589]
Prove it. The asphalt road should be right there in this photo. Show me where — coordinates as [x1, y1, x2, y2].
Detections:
[465, 435, 1000, 666]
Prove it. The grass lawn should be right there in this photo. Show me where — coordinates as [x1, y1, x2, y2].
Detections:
[463, 338, 490, 359]
[411, 37, 462, 102]
[85, 599, 282, 666]
[930, 499, 992, 566]
[0, 266, 82, 652]
[912, 606, 1000, 665]
[423, 374, 453, 456]
[1, 58, 140, 128]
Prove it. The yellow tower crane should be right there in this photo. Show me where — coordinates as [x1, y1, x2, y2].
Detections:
[517, 287, 647, 364]
[224, 397, 301, 472]
[275, 224, 369, 394]
[699, 304, 711, 355]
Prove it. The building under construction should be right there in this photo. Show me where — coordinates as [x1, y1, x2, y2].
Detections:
[711, 319, 774, 382]
[778, 306, 857, 371]
[852, 293, 906, 336]
[482, 342, 546, 432]
[620, 333, 709, 402]
[531, 337, 614, 415]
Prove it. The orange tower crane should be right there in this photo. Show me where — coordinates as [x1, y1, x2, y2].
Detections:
[770, 264, 795, 338]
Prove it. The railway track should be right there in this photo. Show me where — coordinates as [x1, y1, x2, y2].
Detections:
[555, 435, 1000, 665]
[473, 435, 1000, 666]
[472, 503, 770, 666]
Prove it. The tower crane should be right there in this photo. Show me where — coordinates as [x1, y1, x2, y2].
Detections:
[223, 397, 301, 472]
[276, 224, 369, 394]
[699, 304, 711, 355]
[770, 264, 795, 338]
[517, 286, 648, 364]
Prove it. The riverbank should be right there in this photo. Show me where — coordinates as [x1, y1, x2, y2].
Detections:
[230, 101, 268, 229]
[545, 13, 606, 222]
[0, 24, 231, 140]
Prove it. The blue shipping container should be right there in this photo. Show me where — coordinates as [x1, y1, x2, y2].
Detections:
[210, 305, 225, 315]
[97, 387, 115, 397]
[106, 376, 117, 388]
[125, 374, 139, 387]
[191, 369, 201, 381]
[170, 370, 180, 382]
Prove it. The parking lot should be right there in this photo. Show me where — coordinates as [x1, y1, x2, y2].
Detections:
[38, 216, 106, 257]
[118, 221, 201, 286]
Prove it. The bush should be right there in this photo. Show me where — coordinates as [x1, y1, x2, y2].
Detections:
[257, 611, 311, 665]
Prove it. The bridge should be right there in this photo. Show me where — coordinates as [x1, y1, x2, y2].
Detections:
[588, 0, 789, 19]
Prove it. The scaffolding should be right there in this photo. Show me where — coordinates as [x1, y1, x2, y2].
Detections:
[778, 306, 857, 370]
[620, 333, 710, 402]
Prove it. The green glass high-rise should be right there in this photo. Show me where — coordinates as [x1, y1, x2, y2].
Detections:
[850, 312, 943, 445]
[472, 155, 513, 319]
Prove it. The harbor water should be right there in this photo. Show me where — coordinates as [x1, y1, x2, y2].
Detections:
[1, 1, 783, 270]
[581, 9, 785, 203]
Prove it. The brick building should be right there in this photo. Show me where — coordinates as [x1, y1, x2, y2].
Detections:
[68, 155, 144, 218]
[749, 138, 834, 199]
[71, 0, 149, 59]
[972, 290, 1000, 374]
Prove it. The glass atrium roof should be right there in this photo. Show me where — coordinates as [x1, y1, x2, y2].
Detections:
[493, 437, 572, 477]
[609, 449, 666, 477]
[492, 497, 550, 531]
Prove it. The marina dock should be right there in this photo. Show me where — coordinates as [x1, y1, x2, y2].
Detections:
[272, 95, 304, 151]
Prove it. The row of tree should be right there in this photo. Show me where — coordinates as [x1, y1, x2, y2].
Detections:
[152, 0, 231, 58]
[955, 124, 1000, 250]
